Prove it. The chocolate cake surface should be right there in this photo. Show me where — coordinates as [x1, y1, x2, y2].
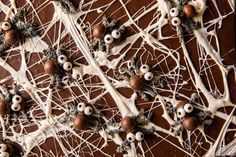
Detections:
[0, 0, 235, 156]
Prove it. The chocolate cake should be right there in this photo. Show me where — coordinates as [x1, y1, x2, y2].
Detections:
[0, 0, 235, 156]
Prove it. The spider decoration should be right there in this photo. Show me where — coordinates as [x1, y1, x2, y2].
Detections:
[91, 16, 127, 53]
[0, 9, 38, 57]
[51, 0, 79, 14]
[73, 102, 103, 132]
[43, 46, 83, 89]
[0, 84, 29, 124]
[117, 58, 164, 101]
[171, 100, 213, 134]
[0, 139, 22, 157]
[168, 1, 201, 35]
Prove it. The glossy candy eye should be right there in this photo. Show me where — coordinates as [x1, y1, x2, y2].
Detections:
[77, 103, 86, 112]
[126, 132, 135, 142]
[63, 62, 72, 71]
[11, 103, 21, 111]
[12, 95, 22, 104]
[177, 108, 186, 118]
[0, 152, 10, 157]
[1, 22, 11, 31]
[170, 7, 179, 17]
[104, 34, 113, 44]
[0, 143, 7, 151]
[111, 30, 121, 39]
[144, 72, 154, 81]
[57, 55, 67, 64]
[140, 64, 150, 73]
[184, 103, 193, 113]
[84, 106, 93, 116]
[171, 17, 181, 26]
[135, 132, 144, 141]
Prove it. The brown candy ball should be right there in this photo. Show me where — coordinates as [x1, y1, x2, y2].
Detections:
[44, 59, 59, 75]
[4, 30, 20, 45]
[183, 5, 196, 19]
[183, 116, 198, 131]
[0, 100, 9, 115]
[93, 23, 105, 39]
[74, 115, 87, 131]
[121, 116, 136, 132]
[176, 100, 188, 109]
[129, 76, 145, 90]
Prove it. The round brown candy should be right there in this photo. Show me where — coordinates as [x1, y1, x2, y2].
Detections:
[183, 116, 198, 131]
[129, 76, 145, 91]
[176, 100, 188, 109]
[0, 100, 9, 115]
[74, 115, 87, 131]
[121, 116, 136, 132]
[4, 30, 20, 45]
[44, 59, 59, 75]
[183, 4, 196, 19]
[93, 23, 105, 39]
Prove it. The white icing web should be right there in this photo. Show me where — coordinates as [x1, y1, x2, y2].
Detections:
[0, 0, 235, 156]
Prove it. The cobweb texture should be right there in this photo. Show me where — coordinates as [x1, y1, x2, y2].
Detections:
[0, 0, 235, 157]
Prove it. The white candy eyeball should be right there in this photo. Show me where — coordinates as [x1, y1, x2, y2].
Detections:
[63, 62, 72, 71]
[12, 95, 22, 104]
[0, 152, 9, 157]
[1, 22, 11, 31]
[135, 132, 144, 141]
[184, 103, 193, 113]
[126, 132, 135, 142]
[77, 103, 86, 112]
[111, 30, 121, 39]
[0, 143, 7, 151]
[57, 55, 67, 64]
[144, 72, 154, 81]
[104, 34, 113, 44]
[171, 17, 181, 26]
[170, 7, 179, 17]
[177, 108, 186, 118]
[84, 106, 93, 116]
[11, 103, 21, 111]
[140, 64, 150, 74]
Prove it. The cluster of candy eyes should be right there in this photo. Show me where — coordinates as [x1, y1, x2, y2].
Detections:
[77, 103, 93, 116]
[57, 55, 72, 71]
[139, 64, 154, 81]
[11, 95, 22, 112]
[0, 144, 9, 157]
[169, 7, 181, 26]
[126, 132, 144, 142]
[104, 29, 121, 44]
[177, 103, 194, 118]
[1, 22, 11, 31]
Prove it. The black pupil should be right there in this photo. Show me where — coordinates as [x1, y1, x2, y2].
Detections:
[148, 76, 151, 79]
[188, 107, 191, 110]
[129, 137, 132, 140]
[89, 109, 91, 113]
[143, 66, 146, 69]
[172, 10, 174, 13]
[116, 32, 119, 35]
[141, 135, 143, 138]
[16, 97, 20, 100]
[178, 112, 181, 115]
[79, 105, 82, 108]
[107, 37, 110, 41]
[60, 57, 64, 60]
[174, 20, 177, 23]
[15, 107, 18, 110]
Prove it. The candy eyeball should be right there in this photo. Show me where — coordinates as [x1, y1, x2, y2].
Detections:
[140, 64, 150, 73]
[1, 21, 11, 31]
[111, 30, 121, 39]
[0, 143, 7, 151]
[63, 62, 72, 71]
[104, 34, 113, 44]
[169, 7, 179, 17]
[57, 55, 67, 64]
[126, 132, 135, 142]
[177, 108, 186, 118]
[0, 152, 9, 157]
[12, 95, 22, 104]
[135, 132, 144, 141]
[77, 103, 86, 112]
[171, 17, 181, 26]
[11, 103, 21, 111]
[144, 72, 154, 81]
[84, 106, 93, 116]
[184, 103, 193, 113]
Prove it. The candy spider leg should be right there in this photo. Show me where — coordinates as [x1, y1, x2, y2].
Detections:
[18, 23, 38, 38]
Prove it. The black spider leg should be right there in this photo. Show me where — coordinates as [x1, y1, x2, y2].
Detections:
[43, 47, 58, 60]
[102, 16, 117, 32]
[18, 23, 38, 38]
[0, 35, 10, 57]
[12, 9, 26, 24]
[52, 0, 79, 14]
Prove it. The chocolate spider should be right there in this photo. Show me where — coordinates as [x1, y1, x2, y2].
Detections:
[43, 46, 82, 89]
[117, 58, 164, 101]
[91, 16, 126, 53]
[0, 9, 38, 57]
[73, 102, 102, 132]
